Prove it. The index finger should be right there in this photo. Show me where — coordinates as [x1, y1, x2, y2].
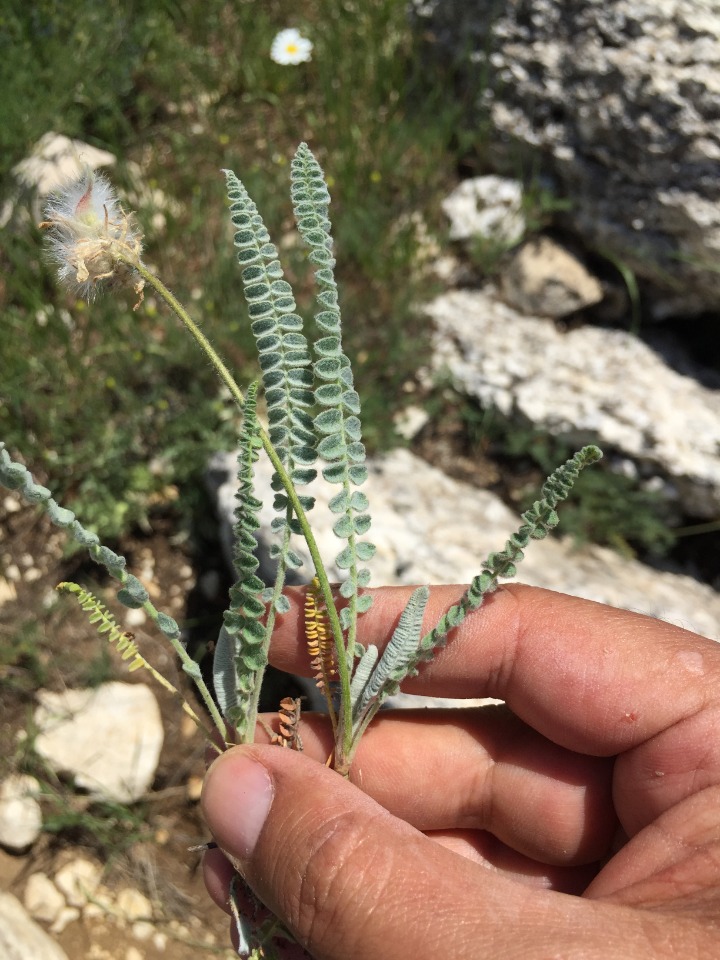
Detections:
[270, 582, 720, 757]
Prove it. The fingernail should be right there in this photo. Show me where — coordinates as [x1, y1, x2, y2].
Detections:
[202, 749, 274, 863]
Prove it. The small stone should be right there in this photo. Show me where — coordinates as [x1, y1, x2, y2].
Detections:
[442, 176, 525, 244]
[124, 607, 147, 628]
[82, 884, 114, 919]
[180, 714, 198, 739]
[154, 827, 170, 845]
[82, 902, 105, 920]
[0, 578, 17, 604]
[87, 946, 112, 960]
[54, 857, 101, 907]
[24, 873, 66, 924]
[131, 919, 155, 941]
[49, 905, 80, 934]
[152, 931, 168, 951]
[500, 236, 603, 317]
[0, 774, 43, 850]
[186, 775, 203, 802]
[115, 887, 152, 922]
[393, 405, 430, 441]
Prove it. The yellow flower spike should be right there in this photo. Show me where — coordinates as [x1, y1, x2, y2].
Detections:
[305, 577, 338, 734]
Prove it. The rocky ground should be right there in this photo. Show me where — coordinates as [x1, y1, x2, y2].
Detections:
[0, 502, 236, 960]
[3, 4, 720, 947]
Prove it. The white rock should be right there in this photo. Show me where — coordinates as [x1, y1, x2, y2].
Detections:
[49, 906, 80, 935]
[412, 0, 720, 316]
[115, 887, 152, 922]
[0, 892, 70, 960]
[54, 857, 101, 908]
[152, 931, 168, 951]
[0, 578, 18, 605]
[124, 607, 147, 628]
[34, 682, 163, 803]
[82, 884, 114, 919]
[210, 447, 720, 641]
[428, 287, 720, 517]
[131, 919, 156, 940]
[0, 774, 42, 850]
[23, 873, 66, 924]
[500, 236, 603, 317]
[10, 132, 115, 198]
[442, 176, 525, 245]
[393, 405, 430, 440]
[0, 132, 115, 228]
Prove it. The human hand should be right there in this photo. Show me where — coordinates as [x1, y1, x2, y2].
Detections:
[202, 583, 720, 958]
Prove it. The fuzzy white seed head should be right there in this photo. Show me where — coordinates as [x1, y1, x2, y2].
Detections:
[270, 28, 313, 65]
[41, 168, 145, 301]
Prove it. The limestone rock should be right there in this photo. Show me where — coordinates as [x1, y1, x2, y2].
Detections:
[0, 892, 69, 960]
[115, 887, 153, 922]
[441, 176, 525, 245]
[500, 236, 603, 318]
[411, 0, 720, 317]
[48, 907, 79, 936]
[23, 874, 65, 925]
[0, 774, 42, 851]
[34, 683, 163, 803]
[428, 287, 720, 517]
[209, 447, 720, 641]
[53, 857, 102, 908]
[0, 132, 115, 228]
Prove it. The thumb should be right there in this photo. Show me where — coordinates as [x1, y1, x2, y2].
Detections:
[201, 744, 492, 960]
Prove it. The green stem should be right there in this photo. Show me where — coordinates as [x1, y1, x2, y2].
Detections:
[128, 259, 247, 411]
[139, 597, 228, 743]
[241, 538, 286, 744]
[128, 258, 351, 766]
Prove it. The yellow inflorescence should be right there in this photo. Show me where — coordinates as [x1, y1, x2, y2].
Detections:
[305, 577, 336, 692]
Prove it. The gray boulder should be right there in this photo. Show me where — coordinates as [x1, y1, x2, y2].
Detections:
[428, 287, 720, 518]
[210, 446, 720, 641]
[411, 0, 720, 318]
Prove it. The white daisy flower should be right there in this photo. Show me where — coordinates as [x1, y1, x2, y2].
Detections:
[270, 28, 312, 65]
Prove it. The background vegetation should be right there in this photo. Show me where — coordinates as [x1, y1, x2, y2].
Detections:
[0, 0, 676, 553]
[0, 0, 479, 539]
[0, 0, 692, 913]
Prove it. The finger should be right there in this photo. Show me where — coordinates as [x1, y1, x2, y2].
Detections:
[428, 829, 599, 895]
[201, 744, 678, 960]
[286, 706, 615, 865]
[271, 583, 720, 836]
[203, 845, 235, 915]
[586, 783, 720, 904]
[271, 583, 716, 748]
[202, 848, 310, 959]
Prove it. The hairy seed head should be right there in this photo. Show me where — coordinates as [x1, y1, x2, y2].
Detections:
[41, 168, 145, 300]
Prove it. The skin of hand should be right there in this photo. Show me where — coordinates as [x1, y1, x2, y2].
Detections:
[202, 583, 720, 959]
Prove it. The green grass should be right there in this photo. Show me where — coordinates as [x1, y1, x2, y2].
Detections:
[0, 0, 477, 538]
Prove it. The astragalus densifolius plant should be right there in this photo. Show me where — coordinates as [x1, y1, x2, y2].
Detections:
[1, 144, 601, 958]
